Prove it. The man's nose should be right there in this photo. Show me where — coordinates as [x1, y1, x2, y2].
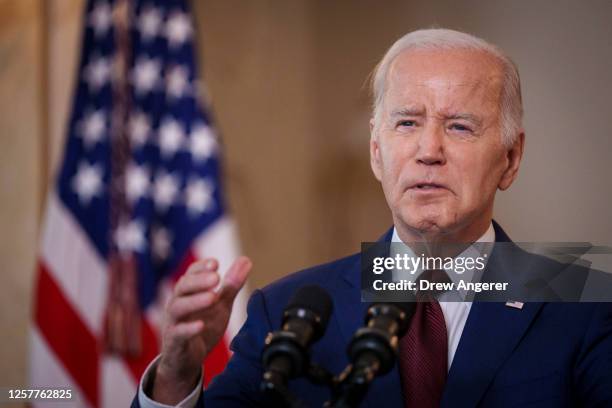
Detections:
[415, 123, 446, 166]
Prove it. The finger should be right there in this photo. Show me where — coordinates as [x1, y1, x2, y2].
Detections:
[167, 291, 218, 323]
[219, 256, 252, 305]
[166, 320, 205, 344]
[174, 271, 220, 297]
[185, 258, 218, 276]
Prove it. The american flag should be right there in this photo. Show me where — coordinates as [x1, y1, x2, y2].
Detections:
[29, 0, 247, 406]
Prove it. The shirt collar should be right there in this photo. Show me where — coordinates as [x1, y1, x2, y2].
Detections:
[390, 222, 496, 300]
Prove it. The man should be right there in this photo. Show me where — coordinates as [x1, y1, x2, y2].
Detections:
[134, 29, 612, 407]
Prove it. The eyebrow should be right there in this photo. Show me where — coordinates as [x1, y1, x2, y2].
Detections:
[445, 113, 483, 125]
[390, 108, 482, 125]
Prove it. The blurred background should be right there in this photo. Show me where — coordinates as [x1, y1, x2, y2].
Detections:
[1, 0, 611, 398]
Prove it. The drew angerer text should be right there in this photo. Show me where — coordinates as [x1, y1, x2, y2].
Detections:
[372, 279, 508, 293]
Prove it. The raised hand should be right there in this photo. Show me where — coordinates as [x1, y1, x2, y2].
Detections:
[152, 256, 252, 405]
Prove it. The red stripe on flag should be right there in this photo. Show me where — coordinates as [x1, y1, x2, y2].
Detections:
[123, 317, 160, 382]
[35, 261, 100, 407]
[204, 339, 230, 386]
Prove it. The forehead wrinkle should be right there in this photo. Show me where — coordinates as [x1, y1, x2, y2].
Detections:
[384, 67, 504, 120]
[387, 84, 495, 120]
[386, 50, 505, 97]
[434, 79, 501, 120]
[388, 76, 500, 103]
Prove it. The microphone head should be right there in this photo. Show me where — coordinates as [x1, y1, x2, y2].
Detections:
[367, 302, 416, 336]
[368, 302, 416, 319]
[286, 285, 333, 330]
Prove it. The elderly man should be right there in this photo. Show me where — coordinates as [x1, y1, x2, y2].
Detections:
[134, 29, 612, 407]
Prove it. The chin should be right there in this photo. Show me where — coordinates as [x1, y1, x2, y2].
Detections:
[397, 205, 456, 235]
[409, 219, 446, 234]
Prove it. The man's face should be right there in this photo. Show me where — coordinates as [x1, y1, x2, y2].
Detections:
[370, 48, 522, 242]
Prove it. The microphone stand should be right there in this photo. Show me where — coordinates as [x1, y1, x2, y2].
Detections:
[262, 352, 390, 408]
[261, 360, 338, 408]
[324, 352, 380, 408]
[261, 303, 413, 408]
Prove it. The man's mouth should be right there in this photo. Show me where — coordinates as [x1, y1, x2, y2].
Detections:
[409, 182, 446, 190]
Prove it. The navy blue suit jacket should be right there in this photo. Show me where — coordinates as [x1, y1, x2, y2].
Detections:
[135, 223, 612, 407]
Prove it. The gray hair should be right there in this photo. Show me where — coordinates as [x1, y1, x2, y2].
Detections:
[371, 28, 523, 147]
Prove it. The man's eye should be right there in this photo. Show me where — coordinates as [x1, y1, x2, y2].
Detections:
[449, 123, 472, 132]
[397, 120, 416, 128]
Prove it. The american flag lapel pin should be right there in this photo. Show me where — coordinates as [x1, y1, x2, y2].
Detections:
[505, 300, 524, 310]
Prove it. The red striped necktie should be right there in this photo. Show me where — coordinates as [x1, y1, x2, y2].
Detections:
[398, 298, 448, 408]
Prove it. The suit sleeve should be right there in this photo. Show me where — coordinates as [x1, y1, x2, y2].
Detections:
[573, 302, 612, 406]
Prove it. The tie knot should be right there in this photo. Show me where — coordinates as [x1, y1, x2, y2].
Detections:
[416, 269, 451, 300]
[420, 268, 450, 283]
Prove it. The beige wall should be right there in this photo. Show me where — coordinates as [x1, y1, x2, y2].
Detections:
[1, 0, 611, 390]
[193, 1, 322, 287]
[0, 0, 44, 391]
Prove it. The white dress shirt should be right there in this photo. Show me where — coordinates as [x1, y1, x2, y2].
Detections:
[139, 223, 495, 407]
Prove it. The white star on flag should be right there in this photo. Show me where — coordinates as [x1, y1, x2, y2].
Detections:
[114, 219, 146, 253]
[88, 1, 112, 38]
[166, 65, 190, 99]
[151, 226, 172, 261]
[153, 171, 180, 211]
[185, 178, 214, 215]
[71, 161, 103, 205]
[129, 111, 151, 148]
[190, 124, 217, 162]
[137, 6, 162, 42]
[84, 55, 111, 92]
[126, 163, 150, 204]
[164, 11, 192, 49]
[132, 57, 161, 95]
[78, 110, 107, 148]
[158, 117, 185, 158]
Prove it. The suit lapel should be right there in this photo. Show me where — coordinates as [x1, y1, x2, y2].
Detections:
[442, 221, 544, 407]
[333, 255, 368, 352]
[442, 301, 543, 407]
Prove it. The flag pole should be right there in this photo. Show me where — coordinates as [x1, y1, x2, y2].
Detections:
[105, 0, 142, 357]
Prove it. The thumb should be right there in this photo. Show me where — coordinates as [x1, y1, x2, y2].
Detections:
[219, 256, 252, 305]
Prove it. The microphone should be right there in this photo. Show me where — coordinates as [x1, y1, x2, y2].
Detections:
[329, 302, 416, 408]
[261, 285, 333, 405]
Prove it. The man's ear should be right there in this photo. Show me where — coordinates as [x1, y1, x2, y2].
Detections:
[498, 132, 525, 191]
[370, 118, 382, 181]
